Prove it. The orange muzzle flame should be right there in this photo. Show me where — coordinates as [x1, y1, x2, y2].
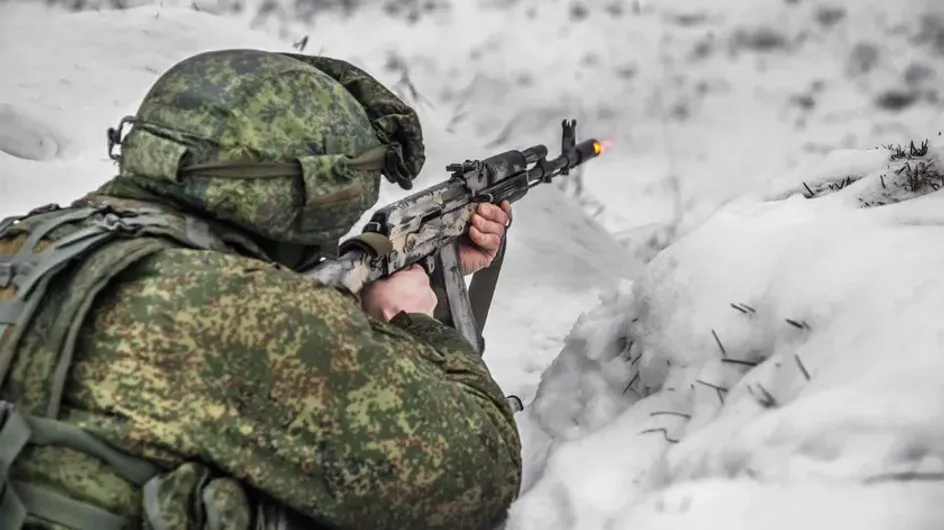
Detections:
[592, 139, 614, 155]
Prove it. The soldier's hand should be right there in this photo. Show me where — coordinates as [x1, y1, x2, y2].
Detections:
[459, 201, 512, 275]
[361, 264, 437, 321]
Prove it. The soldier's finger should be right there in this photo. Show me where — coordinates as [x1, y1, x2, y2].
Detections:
[469, 226, 496, 249]
[472, 212, 504, 236]
[476, 203, 508, 225]
[470, 226, 501, 250]
[468, 226, 487, 247]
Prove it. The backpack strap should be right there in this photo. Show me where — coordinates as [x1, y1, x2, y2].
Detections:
[0, 401, 160, 530]
[0, 201, 272, 530]
[0, 206, 171, 395]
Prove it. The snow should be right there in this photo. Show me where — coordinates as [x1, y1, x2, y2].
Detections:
[3, 0, 944, 528]
[0, 3, 288, 208]
[508, 142, 944, 528]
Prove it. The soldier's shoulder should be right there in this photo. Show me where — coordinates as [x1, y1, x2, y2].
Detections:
[108, 247, 305, 309]
[134, 248, 282, 279]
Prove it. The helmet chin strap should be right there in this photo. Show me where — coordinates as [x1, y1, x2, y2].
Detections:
[106, 115, 138, 162]
[174, 143, 414, 192]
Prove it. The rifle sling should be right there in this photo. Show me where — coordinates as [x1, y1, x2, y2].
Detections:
[468, 236, 506, 339]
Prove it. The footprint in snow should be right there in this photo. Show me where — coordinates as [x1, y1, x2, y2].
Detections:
[0, 103, 62, 161]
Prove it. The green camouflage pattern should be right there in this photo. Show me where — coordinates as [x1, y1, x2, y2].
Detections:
[64, 248, 521, 529]
[282, 53, 426, 182]
[3, 215, 522, 529]
[101, 49, 424, 249]
[0, 50, 520, 530]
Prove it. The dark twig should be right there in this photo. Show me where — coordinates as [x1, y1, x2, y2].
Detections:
[292, 35, 309, 52]
[910, 139, 929, 157]
[651, 411, 692, 419]
[639, 428, 679, 443]
[711, 329, 727, 357]
[794, 354, 811, 381]
[785, 318, 810, 330]
[748, 383, 777, 408]
[802, 182, 814, 198]
[695, 379, 727, 404]
[623, 372, 640, 395]
[722, 358, 759, 367]
[619, 338, 635, 360]
[731, 302, 756, 314]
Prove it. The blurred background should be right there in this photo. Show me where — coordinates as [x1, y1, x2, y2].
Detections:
[3, 0, 944, 401]
[20, 0, 944, 255]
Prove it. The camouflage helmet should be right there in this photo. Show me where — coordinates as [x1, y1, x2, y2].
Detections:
[108, 49, 425, 250]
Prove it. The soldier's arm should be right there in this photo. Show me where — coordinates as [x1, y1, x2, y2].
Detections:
[69, 249, 522, 530]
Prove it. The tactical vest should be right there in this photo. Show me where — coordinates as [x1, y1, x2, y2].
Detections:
[0, 197, 276, 530]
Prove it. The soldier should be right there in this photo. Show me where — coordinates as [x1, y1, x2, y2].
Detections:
[0, 49, 521, 530]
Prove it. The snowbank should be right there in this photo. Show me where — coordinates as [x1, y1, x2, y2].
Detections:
[507, 140, 944, 529]
[7, 2, 944, 528]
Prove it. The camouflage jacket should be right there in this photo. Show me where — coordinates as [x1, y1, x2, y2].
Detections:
[0, 196, 522, 530]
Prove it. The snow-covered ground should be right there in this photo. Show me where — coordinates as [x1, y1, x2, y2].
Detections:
[2, 0, 943, 528]
[509, 142, 944, 528]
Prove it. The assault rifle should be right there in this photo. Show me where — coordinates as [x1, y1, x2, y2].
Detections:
[304, 119, 605, 360]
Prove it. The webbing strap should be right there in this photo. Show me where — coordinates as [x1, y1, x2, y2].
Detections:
[0, 229, 115, 385]
[142, 478, 169, 530]
[0, 480, 26, 529]
[0, 208, 172, 389]
[467, 236, 506, 338]
[14, 481, 126, 530]
[0, 406, 30, 479]
[0, 207, 108, 343]
[201, 481, 224, 530]
[178, 144, 390, 179]
[28, 416, 160, 486]
[466, 232, 524, 413]
[0, 300, 25, 326]
[0, 216, 22, 237]
[13, 230, 114, 298]
[20, 207, 103, 254]
[0, 204, 61, 239]
[0, 281, 49, 391]
[0, 405, 157, 530]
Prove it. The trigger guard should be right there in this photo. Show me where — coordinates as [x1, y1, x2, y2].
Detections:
[338, 232, 394, 257]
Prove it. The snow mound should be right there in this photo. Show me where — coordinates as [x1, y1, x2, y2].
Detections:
[0, 103, 62, 161]
[508, 139, 944, 529]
